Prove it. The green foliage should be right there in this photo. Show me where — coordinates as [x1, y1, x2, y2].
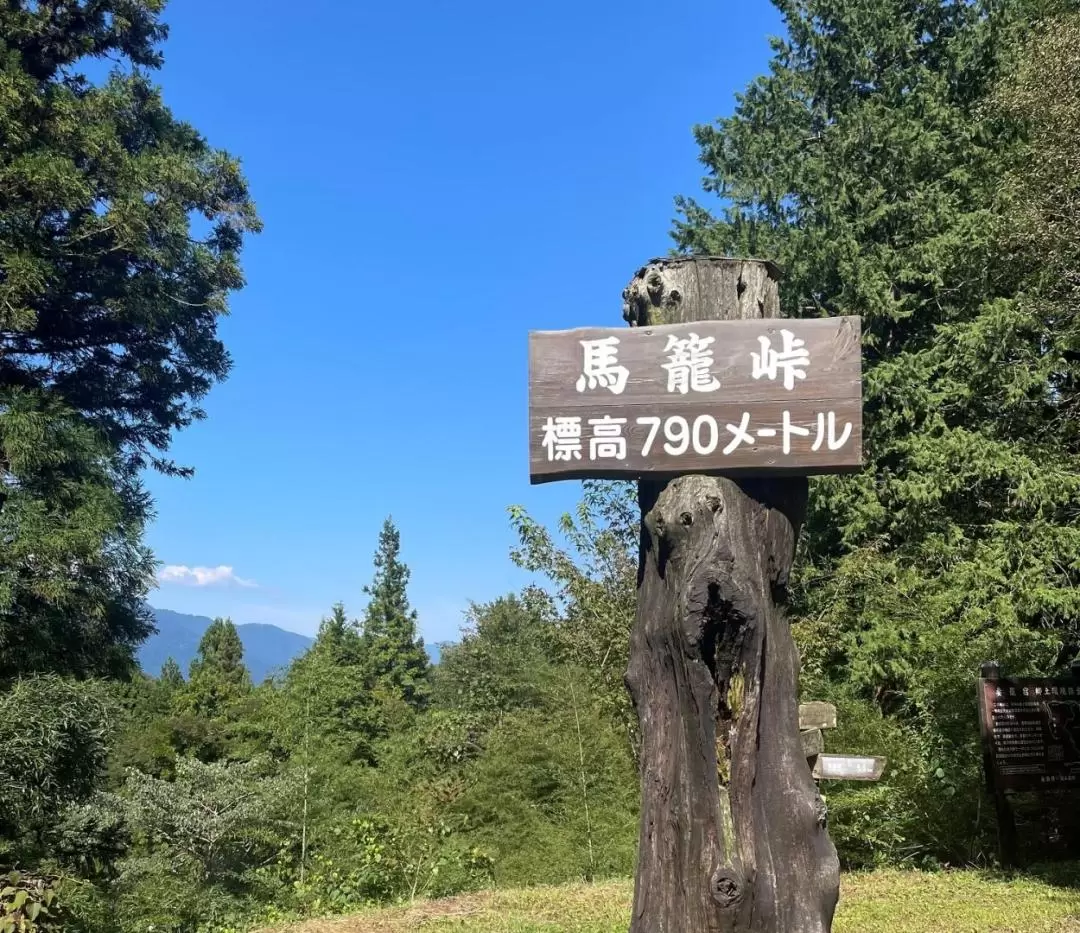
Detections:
[294, 816, 494, 914]
[160, 658, 185, 690]
[508, 481, 638, 756]
[183, 619, 253, 720]
[1, 2, 260, 928]
[0, 0, 259, 681]
[0, 676, 115, 848]
[434, 595, 555, 721]
[117, 756, 297, 930]
[44, 794, 128, 881]
[361, 518, 430, 712]
[0, 392, 155, 681]
[447, 682, 638, 887]
[673, 0, 1080, 864]
[272, 603, 377, 768]
[122, 756, 293, 885]
[0, 0, 261, 474]
[0, 870, 60, 933]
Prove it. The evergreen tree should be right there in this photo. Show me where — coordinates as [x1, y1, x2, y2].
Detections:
[313, 601, 364, 663]
[0, 393, 154, 680]
[183, 618, 252, 719]
[0, 0, 259, 680]
[361, 517, 430, 711]
[672, 0, 1080, 859]
[160, 657, 185, 690]
[274, 602, 378, 765]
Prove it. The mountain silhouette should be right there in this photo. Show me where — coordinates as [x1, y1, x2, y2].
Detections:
[139, 608, 443, 682]
[139, 608, 314, 683]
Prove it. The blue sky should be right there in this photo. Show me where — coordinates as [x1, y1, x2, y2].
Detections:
[143, 0, 785, 645]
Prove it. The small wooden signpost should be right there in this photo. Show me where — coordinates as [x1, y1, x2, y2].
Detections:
[798, 701, 887, 783]
[527, 257, 863, 933]
[812, 755, 887, 782]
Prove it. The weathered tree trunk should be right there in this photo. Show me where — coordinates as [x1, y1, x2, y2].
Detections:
[622, 257, 839, 933]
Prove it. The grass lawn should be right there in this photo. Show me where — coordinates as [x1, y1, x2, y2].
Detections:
[258, 867, 1080, 933]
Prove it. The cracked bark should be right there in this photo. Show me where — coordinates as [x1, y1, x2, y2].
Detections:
[622, 257, 839, 933]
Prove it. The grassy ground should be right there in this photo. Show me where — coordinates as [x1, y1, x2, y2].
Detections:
[259, 868, 1080, 933]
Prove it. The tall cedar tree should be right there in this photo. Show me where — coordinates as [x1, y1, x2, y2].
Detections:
[183, 618, 252, 719]
[362, 517, 430, 710]
[0, 0, 259, 679]
[672, 0, 1080, 790]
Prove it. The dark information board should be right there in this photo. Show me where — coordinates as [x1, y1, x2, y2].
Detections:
[978, 675, 1080, 792]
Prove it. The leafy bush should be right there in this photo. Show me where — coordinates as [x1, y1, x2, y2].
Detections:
[116, 756, 298, 931]
[0, 870, 59, 932]
[0, 677, 116, 847]
[293, 816, 494, 915]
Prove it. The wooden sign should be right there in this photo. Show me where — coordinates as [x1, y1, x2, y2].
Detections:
[811, 754, 886, 782]
[528, 316, 862, 484]
[978, 674, 1080, 793]
[799, 701, 838, 731]
[800, 728, 825, 759]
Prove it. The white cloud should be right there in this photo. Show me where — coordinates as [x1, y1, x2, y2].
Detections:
[157, 565, 258, 589]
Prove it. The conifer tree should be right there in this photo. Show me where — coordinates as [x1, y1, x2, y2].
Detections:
[672, 0, 1080, 857]
[0, 0, 259, 679]
[184, 619, 252, 719]
[313, 601, 364, 663]
[160, 657, 184, 690]
[276, 603, 377, 765]
[361, 517, 430, 710]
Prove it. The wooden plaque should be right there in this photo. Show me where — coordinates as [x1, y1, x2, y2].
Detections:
[528, 316, 862, 483]
[799, 701, 838, 731]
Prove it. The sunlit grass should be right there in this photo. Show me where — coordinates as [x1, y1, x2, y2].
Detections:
[257, 867, 1080, 933]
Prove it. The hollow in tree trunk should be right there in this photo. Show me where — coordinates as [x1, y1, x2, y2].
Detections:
[622, 257, 840, 933]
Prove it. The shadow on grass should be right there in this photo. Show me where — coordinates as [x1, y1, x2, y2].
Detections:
[973, 860, 1080, 889]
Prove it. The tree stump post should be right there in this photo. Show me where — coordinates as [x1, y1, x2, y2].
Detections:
[621, 257, 840, 933]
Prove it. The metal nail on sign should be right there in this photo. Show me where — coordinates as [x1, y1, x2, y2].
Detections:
[528, 316, 863, 484]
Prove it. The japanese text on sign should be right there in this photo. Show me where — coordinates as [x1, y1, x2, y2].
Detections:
[540, 411, 851, 463]
[978, 677, 1080, 793]
[528, 316, 863, 483]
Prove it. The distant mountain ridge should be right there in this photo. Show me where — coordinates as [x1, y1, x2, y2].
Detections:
[140, 608, 442, 682]
[139, 609, 314, 682]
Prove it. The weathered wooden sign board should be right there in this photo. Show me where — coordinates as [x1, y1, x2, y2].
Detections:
[977, 661, 1080, 866]
[529, 317, 862, 483]
[799, 701, 839, 731]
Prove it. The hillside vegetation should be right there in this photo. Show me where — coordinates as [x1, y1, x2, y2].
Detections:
[3, 0, 1080, 931]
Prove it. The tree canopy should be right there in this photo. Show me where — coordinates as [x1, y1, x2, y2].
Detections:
[673, 0, 1080, 860]
[0, 0, 260, 682]
[362, 517, 430, 711]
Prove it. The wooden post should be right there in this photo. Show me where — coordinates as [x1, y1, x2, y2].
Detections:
[977, 661, 1018, 868]
[621, 258, 840, 933]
